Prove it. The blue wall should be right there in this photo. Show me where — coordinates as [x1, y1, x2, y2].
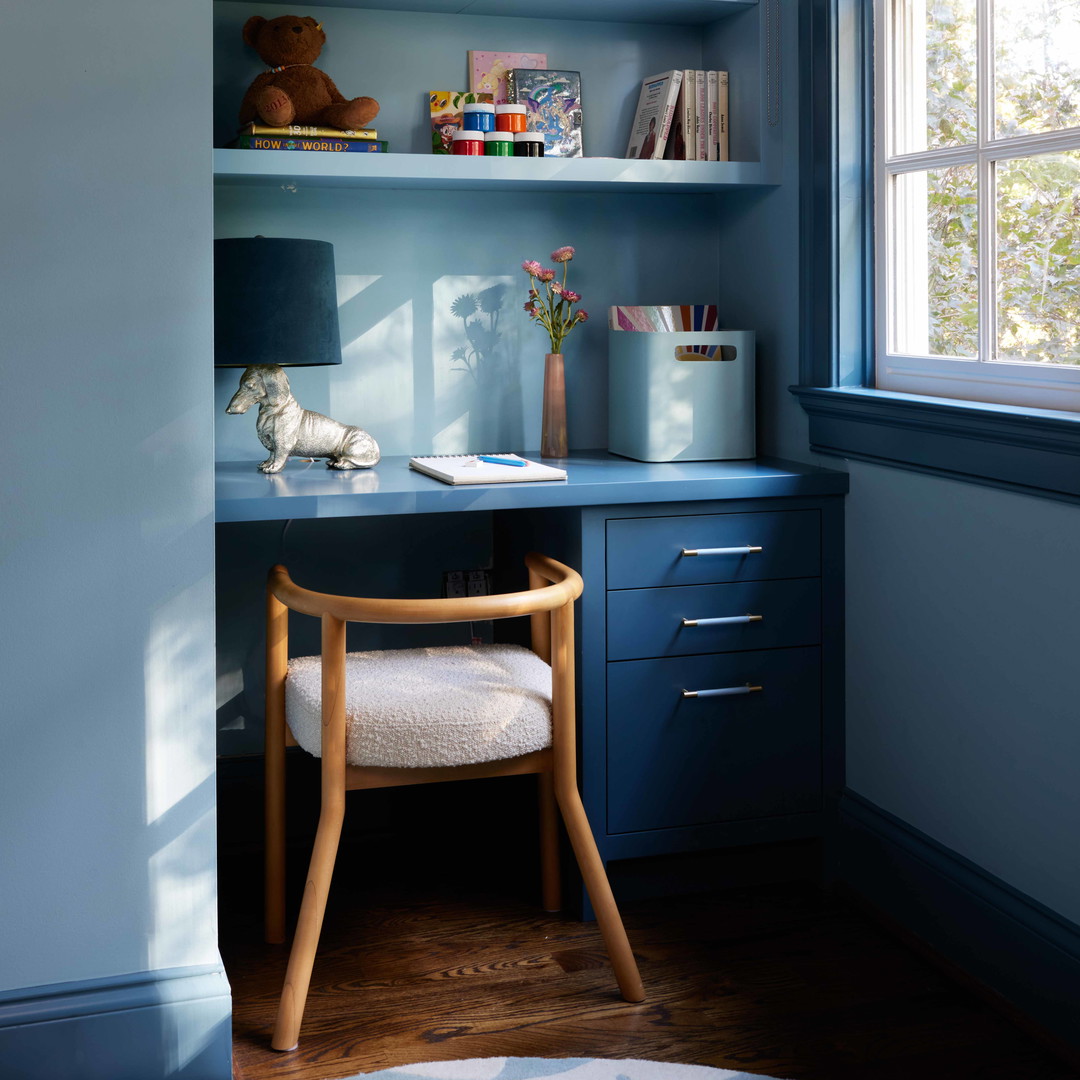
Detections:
[842, 462, 1080, 924]
[0, 0, 230, 1074]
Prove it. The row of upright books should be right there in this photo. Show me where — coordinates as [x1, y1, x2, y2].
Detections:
[626, 69, 728, 162]
[229, 123, 386, 153]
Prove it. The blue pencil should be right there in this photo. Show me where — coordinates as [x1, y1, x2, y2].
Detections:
[477, 455, 527, 467]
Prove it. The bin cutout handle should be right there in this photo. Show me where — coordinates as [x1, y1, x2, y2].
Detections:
[674, 344, 738, 361]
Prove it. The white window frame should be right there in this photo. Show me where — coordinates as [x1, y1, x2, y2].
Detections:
[874, 0, 1080, 412]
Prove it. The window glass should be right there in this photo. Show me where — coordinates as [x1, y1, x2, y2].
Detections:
[996, 150, 1080, 365]
[995, 0, 1080, 138]
[891, 165, 979, 357]
[893, 0, 977, 154]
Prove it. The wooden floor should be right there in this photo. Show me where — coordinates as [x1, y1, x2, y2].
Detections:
[221, 813, 1078, 1080]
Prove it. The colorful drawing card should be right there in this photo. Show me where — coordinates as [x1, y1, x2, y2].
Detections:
[506, 69, 582, 157]
[429, 90, 494, 153]
[468, 51, 547, 104]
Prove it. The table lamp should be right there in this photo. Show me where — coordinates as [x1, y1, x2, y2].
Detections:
[214, 236, 341, 369]
[216, 236, 379, 473]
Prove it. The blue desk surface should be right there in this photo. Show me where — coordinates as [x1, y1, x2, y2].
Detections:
[216, 451, 848, 523]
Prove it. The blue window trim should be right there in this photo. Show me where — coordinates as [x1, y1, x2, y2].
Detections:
[793, 0, 1080, 506]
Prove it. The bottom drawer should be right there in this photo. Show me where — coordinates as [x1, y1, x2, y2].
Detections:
[607, 647, 821, 834]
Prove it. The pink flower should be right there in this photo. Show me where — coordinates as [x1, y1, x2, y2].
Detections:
[524, 301, 537, 313]
[551, 283, 564, 296]
[563, 289, 581, 303]
[521, 260, 543, 276]
[575, 310, 589, 323]
[537, 268, 555, 282]
[551, 246, 575, 263]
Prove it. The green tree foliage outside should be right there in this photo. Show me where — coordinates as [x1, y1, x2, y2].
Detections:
[921, 0, 1080, 364]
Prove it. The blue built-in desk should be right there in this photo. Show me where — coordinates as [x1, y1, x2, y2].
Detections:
[216, 451, 847, 882]
[216, 451, 847, 521]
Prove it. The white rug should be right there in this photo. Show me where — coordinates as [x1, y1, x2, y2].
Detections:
[359, 1058, 786, 1080]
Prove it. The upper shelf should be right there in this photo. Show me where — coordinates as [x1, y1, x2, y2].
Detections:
[260, 0, 756, 26]
[213, 148, 774, 193]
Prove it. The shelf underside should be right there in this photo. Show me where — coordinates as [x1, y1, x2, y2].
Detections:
[265, 0, 756, 25]
[213, 148, 771, 193]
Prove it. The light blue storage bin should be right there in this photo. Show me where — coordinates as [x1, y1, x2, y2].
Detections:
[607, 330, 755, 462]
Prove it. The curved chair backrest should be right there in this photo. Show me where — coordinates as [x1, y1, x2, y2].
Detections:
[268, 551, 582, 626]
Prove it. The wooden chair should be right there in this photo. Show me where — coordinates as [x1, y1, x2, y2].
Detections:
[264, 552, 645, 1052]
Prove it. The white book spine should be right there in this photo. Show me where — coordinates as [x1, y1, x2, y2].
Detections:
[695, 70, 707, 161]
[656, 69, 684, 158]
[717, 70, 729, 161]
[706, 71, 719, 162]
[683, 69, 697, 160]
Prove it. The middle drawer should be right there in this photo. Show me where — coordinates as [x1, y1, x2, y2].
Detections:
[607, 578, 821, 661]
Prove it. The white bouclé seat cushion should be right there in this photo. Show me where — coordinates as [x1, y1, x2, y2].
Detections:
[285, 643, 553, 768]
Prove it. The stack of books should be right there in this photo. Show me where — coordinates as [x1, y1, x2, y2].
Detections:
[229, 123, 387, 154]
[626, 69, 728, 162]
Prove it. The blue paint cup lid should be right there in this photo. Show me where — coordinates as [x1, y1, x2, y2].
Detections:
[463, 103, 495, 113]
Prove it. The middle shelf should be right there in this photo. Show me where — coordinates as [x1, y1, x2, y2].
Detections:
[212, 148, 775, 193]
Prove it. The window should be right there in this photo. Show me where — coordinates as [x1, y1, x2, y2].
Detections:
[876, 0, 1080, 411]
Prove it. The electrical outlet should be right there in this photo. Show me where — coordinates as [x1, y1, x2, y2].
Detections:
[443, 570, 466, 598]
[466, 569, 491, 596]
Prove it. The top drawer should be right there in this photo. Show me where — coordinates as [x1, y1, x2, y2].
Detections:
[607, 510, 820, 589]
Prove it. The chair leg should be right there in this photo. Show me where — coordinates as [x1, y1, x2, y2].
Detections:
[538, 770, 561, 912]
[265, 586, 290, 944]
[556, 783, 646, 1003]
[273, 611, 349, 1052]
[271, 802, 345, 1051]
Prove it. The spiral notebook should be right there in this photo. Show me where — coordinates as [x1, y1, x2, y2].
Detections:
[408, 453, 567, 485]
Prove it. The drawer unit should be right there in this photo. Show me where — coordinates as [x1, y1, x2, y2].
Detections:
[607, 647, 822, 833]
[501, 477, 844, 893]
[606, 578, 821, 660]
[607, 510, 820, 589]
[603, 507, 825, 841]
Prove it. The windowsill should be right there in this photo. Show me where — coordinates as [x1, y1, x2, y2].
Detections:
[790, 384, 1080, 503]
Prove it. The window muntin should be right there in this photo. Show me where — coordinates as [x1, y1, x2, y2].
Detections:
[876, 0, 1080, 409]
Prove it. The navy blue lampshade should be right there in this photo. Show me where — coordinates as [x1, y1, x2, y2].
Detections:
[214, 237, 342, 367]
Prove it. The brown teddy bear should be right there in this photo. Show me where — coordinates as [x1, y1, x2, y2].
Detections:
[239, 14, 379, 130]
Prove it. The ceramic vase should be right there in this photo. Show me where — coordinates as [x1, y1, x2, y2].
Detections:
[541, 352, 568, 458]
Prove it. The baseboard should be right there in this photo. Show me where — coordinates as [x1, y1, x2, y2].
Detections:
[839, 790, 1080, 1054]
[0, 964, 232, 1080]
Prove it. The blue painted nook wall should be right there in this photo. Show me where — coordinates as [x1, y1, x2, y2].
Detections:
[212, 2, 742, 462]
[211, 0, 799, 758]
[842, 462, 1080, 926]
[1, 0, 230, 1075]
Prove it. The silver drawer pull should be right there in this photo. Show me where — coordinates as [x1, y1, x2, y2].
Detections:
[681, 545, 763, 557]
[682, 684, 763, 699]
[682, 614, 763, 627]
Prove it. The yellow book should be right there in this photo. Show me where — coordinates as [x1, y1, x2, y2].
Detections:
[240, 123, 377, 140]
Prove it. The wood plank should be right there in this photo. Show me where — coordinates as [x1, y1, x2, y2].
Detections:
[220, 839, 1079, 1080]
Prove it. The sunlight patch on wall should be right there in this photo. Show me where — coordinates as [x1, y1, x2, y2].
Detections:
[336, 273, 380, 306]
[433, 411, 470, 453]
[335, 299, 414, 452]
[144, 577, 215, 825]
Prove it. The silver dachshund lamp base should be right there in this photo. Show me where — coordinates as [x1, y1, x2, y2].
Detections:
[227, 364, 380, 473]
